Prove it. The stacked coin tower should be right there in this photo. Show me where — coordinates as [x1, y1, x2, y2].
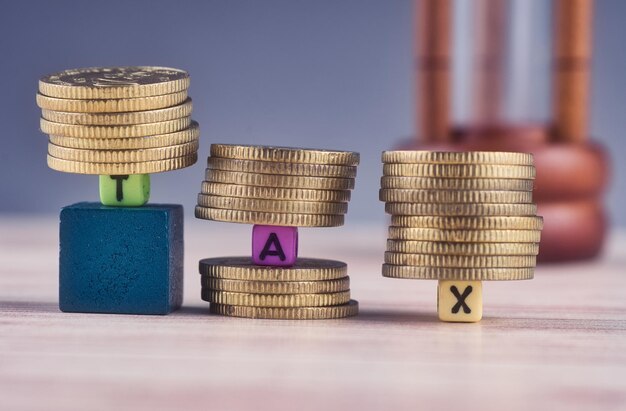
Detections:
[36, 66, 198, 315]
[379, 151, 543, 322]
[195, 144, 360, 319]
[37, 66, 199, 206]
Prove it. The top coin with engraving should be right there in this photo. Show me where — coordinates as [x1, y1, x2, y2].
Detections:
[210, 144, 360, 166]
[382, 151, 534, 165]
[39, 66, 190, 99]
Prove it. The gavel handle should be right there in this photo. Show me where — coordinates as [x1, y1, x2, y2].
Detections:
[552, 0, 593, 143]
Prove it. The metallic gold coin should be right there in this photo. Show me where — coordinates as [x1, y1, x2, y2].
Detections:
[36, 91, 188, 113]
[382, 264, 534, 281]
[381, 176, 534, 191]
[383, 163, 535, 179]
[385, 202, 537, 216]
[47, 153, 197, 174]
[210, 144, 360, 166]
[384, 252, 537, 268]
[48, 141, 198, 163]
[209, 300, 359, 320]
[39, 66, 189, 99]
[381, 150, 534, 165]
[41, 99, 193, 125]
[207, 157, 357, 178]
[390, 216, 544, 230]
[202, 277, 350, 294]
[200, 182, 351, 202]
[388, 227, 542, 242]
[379, 189, 532, 204]
[201, 289, 351, 307]
[40, 117, 191, 138]
[49, 122, 200, 150]
[205, 169, 354, 190]
[386, 240, 540, 255]
[195, 206, 344, 227]
[199, 257, 348, 281]
[197, 194, 348, 215]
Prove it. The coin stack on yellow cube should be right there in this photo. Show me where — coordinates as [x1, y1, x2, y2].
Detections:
[380, 151, 543, 322]
[37, 66, 199, 206]
[195, 144, 360, 319]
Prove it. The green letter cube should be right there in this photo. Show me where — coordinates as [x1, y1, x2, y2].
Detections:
[99, 174, 150, 206]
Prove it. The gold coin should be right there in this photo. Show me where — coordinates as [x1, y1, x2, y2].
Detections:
[381, 150, 534, 165]
[384, 252, 537, 268]
[39, 66, 189, 99]
[383, 163, 535, 179]
[47, 153, 197, 174]
[385, 202, 537, 216]
[388, 227, 541, 242]
[49, 122, 200, 150]
[197, 194, 348, 215]
[202, 277, 350, 294]
[200, 182, 351, 202]
[201, 289, 351, 307]
[210, 144, 360, 166]
[386, 240, 539, 255]
[195, 206, 344, 227]
[209, 300, 359, 320]
[381, 176, 534, 191]
[390, 216, 544, 230]
[41, 99, 193, 125]
[48, 141, 198, 163]
[205, 169, 354, 190]
[40, 117, 191, 138]
[382, 264, 534, 281]
[207, 157, 357, 178]
[199, 257, 348, 281]
[36, 91, 188, 113]
[379, 189, 532, 204]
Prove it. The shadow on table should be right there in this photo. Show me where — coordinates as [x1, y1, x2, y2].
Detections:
[353, 307, 439, 324]
[0, 300, 59, 313]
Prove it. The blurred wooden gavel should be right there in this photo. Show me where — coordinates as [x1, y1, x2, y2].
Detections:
[405, 0, 609, 262]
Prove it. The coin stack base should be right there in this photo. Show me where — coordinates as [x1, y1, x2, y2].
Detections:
[199, 257, 358, 320]
[59, 203, 183, 315]
[380, 151, 542, 323]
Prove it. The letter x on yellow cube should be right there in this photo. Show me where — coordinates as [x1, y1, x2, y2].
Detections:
[438, 280, 483, 323]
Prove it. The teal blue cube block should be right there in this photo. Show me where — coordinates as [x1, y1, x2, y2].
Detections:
[59, 202, 184, 315]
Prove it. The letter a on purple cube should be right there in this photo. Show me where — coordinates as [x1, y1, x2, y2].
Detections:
[252, 225, 298, 266]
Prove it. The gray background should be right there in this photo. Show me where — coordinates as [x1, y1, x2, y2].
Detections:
[0, 0, 623, 225]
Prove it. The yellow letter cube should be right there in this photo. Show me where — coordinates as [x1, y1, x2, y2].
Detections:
[437, 280, 483, 323]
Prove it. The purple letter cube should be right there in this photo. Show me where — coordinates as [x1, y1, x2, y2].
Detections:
[252, 225, 298, 266]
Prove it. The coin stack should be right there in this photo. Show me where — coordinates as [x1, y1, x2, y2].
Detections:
[380, 151, 543, 322]
[36, 66, 198, 199]
[37, 67, 198, 315]
[195, 144, 360, 319]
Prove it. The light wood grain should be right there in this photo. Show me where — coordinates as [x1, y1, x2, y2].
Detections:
[1, 216, 625, 411]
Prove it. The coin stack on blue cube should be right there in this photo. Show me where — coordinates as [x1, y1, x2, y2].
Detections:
[37, 66, 200, 315]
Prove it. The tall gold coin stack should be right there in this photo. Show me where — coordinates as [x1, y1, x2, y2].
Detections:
[36, 66, 199, 176]
[380, 151, 543, 322]
[195, 144, 360, 319]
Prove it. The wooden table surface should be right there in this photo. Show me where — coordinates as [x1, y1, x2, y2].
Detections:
[1, 216, 625, 411]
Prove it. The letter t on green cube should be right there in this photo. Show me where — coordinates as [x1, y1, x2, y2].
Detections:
[99, 174, 150, 206]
